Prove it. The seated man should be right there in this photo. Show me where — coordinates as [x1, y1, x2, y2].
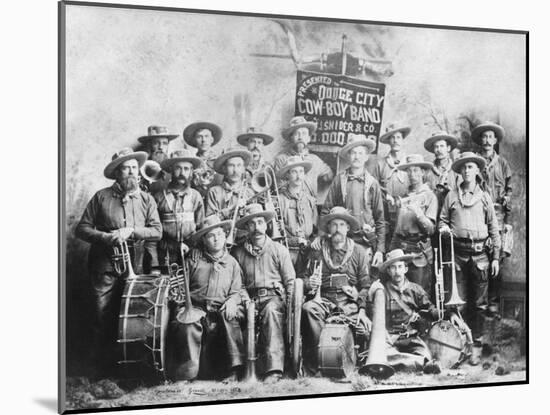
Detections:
[169, 215, 246, 382]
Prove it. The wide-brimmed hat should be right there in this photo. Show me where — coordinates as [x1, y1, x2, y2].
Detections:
[379, 123, 411, 144]
[319, 206, 360, 233]
[451, 151, 487, 173]
[379, 249, 418, 273]
[282, 116, 317, 140]
[103, 147, 148, 180]
[237, 127, 274, 146]
[339, 133, 376, 159]
[183, 121, 222, 147]
[212, 147, 252, 174]
[190, 214, 232, 242]
[160, 149, 202, 171]
[137, 125, 179, 144]
[397, 154, 434, 171]
[276, 155, 313, 179]
[235, 203, 276, 229]
[470, 121, 505, 145]
[423, 131, 459, 153]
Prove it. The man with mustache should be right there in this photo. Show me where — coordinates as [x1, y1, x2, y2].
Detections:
[299, 206, 373, 375]
[75, 148, 162, 377]
[273, 116, 334, 204]
[152, 150, 205, 269]
[237, 127, 274, 179]
[232, 204, 296, 383]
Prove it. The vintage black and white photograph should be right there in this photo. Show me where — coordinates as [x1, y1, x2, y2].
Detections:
[59, 1, 528, 412]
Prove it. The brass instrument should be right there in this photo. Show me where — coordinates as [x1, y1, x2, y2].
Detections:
[437, 232, 465, 307]
[226, 183, 249, 248]
[168, 262, 185, 303]
[175, 243, 206, 324]
[309, 260, 323, 302]
[286, 278, 304, 378]
[112, 240, 138, 279]
[244, 300, 258, 383]
[140, 160, 163, 183]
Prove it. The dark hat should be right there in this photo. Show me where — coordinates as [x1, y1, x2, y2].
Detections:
[103, 147, 148, 180]
[379, 123, 411, 144]
[470, 121, 505, 145]
[379, 249, 418, 273]
[212, 147, 252, 174]
[275, 155, 313, 179]
[282, 116, 317, 141]
[339, 133, 376, 159]
[137, 125, 179, 144]
[235, 203, 276, 229]
[190, 215, 232, 242]
[237, 127, 274, 146]
[319, 206, 360, 233]
[397, 154, 434, 171]
[451, 151, 487, 173]
[183, 121, 222, 148]
[423, 131, 459, 153]
[160, 149, 202, 171]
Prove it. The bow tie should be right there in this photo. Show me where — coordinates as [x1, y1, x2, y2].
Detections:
[347, 175, 364, 182]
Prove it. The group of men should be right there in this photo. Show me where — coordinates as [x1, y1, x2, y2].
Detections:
[76, 115, 513, 382]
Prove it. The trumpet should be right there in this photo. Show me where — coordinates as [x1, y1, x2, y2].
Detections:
[111, 240, 138, 279]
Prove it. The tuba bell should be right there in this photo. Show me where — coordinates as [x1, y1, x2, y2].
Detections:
[140, 160, 163, 183]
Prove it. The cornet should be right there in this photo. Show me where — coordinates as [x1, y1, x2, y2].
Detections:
[111, 240, 138, 279]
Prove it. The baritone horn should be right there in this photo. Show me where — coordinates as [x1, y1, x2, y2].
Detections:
[112, 240, 138, 279]
[140, 160, 163, 183]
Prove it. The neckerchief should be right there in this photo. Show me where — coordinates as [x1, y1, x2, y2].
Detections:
[432, 157, 452, 176]
[482, 152, 499, 174]
[281, 184, 308, 227]
[385, 153, 406, 183]
[244, 237, 270, 257]
[458, 183, 484, 208]
[320, 237, 355, 272]
[164, 185, 191, 213]
[222, 180, 246, 204]
[202, 247, 228, 265]
[112, 183, 139, 204]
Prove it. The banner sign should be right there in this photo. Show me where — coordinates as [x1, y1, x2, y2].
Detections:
[295, 70, 386, 153]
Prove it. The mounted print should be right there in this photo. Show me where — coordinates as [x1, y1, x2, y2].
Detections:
[59, 1, 528, 413]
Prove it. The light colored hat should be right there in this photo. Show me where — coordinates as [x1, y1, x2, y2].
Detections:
[237, 127, 274, 146]
[397, 154, 434, 171]
[379, 123, 411, 144]
[212, 147, 252, 174]
[423, 131, 459, 153]
[103, 147, 148, 180]
[190, 215, 232, 242]
[451, 151, 487, 173]
[183, 121, 222, 147]
[137, 125, 179, 144]
[339, 133, 376, 159]
[470, 121, 505, 145]
[160, 150, 202, 171]
[276, 155, 313, 178]
[235, 203, 276, 229]
[379, 249, 418, 273]
[282, 116, 317, 140]
[319, 206, 360, 233]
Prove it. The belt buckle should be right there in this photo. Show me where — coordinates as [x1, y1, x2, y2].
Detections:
[257, 288, 268, 297]
[473, 243, 484, 253]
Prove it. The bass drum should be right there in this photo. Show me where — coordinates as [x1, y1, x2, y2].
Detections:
[117, 274, 170, 380]
[426, 320, 467, 369]
[318, 323, 356, 378]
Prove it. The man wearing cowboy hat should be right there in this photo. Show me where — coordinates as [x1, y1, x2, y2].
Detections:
[75, 148, 162, 377]
[183, 121, 224, 198]
[169, 215, 246, 382]
[138, 125, 179, 165]
[152, 150, 205, 270]
[322, 134, 386, 267]
[439, 152, 501, 342]
[299, 206, 373, 375]
[237, 127, 274, 178]
[391, 154, 438, 295]
[276, 155, 318, 265]
[273, 116, 334, 204]
[232, 204, 296, 383]
[369, 123, 411, 251]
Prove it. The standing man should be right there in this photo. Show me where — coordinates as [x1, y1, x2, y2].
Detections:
[232, 204, 296, 383]
[391, 154, 438, 295]
[276, 155, 318, 265]
[75, 148, 162, 377]
[322, 134, 386, 267]
[273, 116, 334, 204]
[300, 206, 373, 375]
[169, 215, 245, 381]
[138, 125, 179, 165]
[237, 127, 274, 179]
[439, 152, 501, 344]
[153, 150, 205, 270]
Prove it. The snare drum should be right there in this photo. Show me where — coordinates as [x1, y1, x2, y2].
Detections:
[317, 323, 356, 378]
[426, 320, 467, 369]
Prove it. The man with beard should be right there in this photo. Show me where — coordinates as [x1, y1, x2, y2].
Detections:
[273, 116, 334, 204]
[237, 127, 274, 179]
[439, 152, 501, 355]
[169, 215, 245, 382]
[299, 206, 373, 375]
[232, 204, 295, 383]
[391, 155, 438, 296]
[183, 121, 224, 198]
[75, 148, 162, 377]
[369, 124, 411, 251]
[152, 150, 205, 269]
[322, 134, 386, 268]
[276, 155, 318, 265]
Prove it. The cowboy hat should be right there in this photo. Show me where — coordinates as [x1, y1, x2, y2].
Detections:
[276, 155, 313, 179]
[137, 125, 179, 144]
[190, 215, 232, 242]
[451, 151, 487, 173]
[160, 149, 202, 171]
[235, 203, 276, 229]
[470, 121, 505, 145]
[103, 147, 148, 180]
[379, 249, 418, 273]
[319, 206, 360, 233]
[339, 133, 376, 159]
[282, 116, 317, 141]
[423, 131, 459, 153]
[397, 154, 434, 171]
[379, 123, 411, 144]
[212, 147, 252, 174]
[237, 127, 274, 146]
[183, 121, 222, 147]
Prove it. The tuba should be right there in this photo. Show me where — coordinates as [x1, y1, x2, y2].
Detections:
[112, 240, 138, 279]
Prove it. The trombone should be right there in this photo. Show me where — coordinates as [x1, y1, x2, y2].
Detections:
[434, 232, 465, 315]
[112, 240, 138, 279]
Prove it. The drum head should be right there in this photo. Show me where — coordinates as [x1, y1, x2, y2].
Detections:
[427, 320, 466, 369]
[318, 324, 356, 378]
